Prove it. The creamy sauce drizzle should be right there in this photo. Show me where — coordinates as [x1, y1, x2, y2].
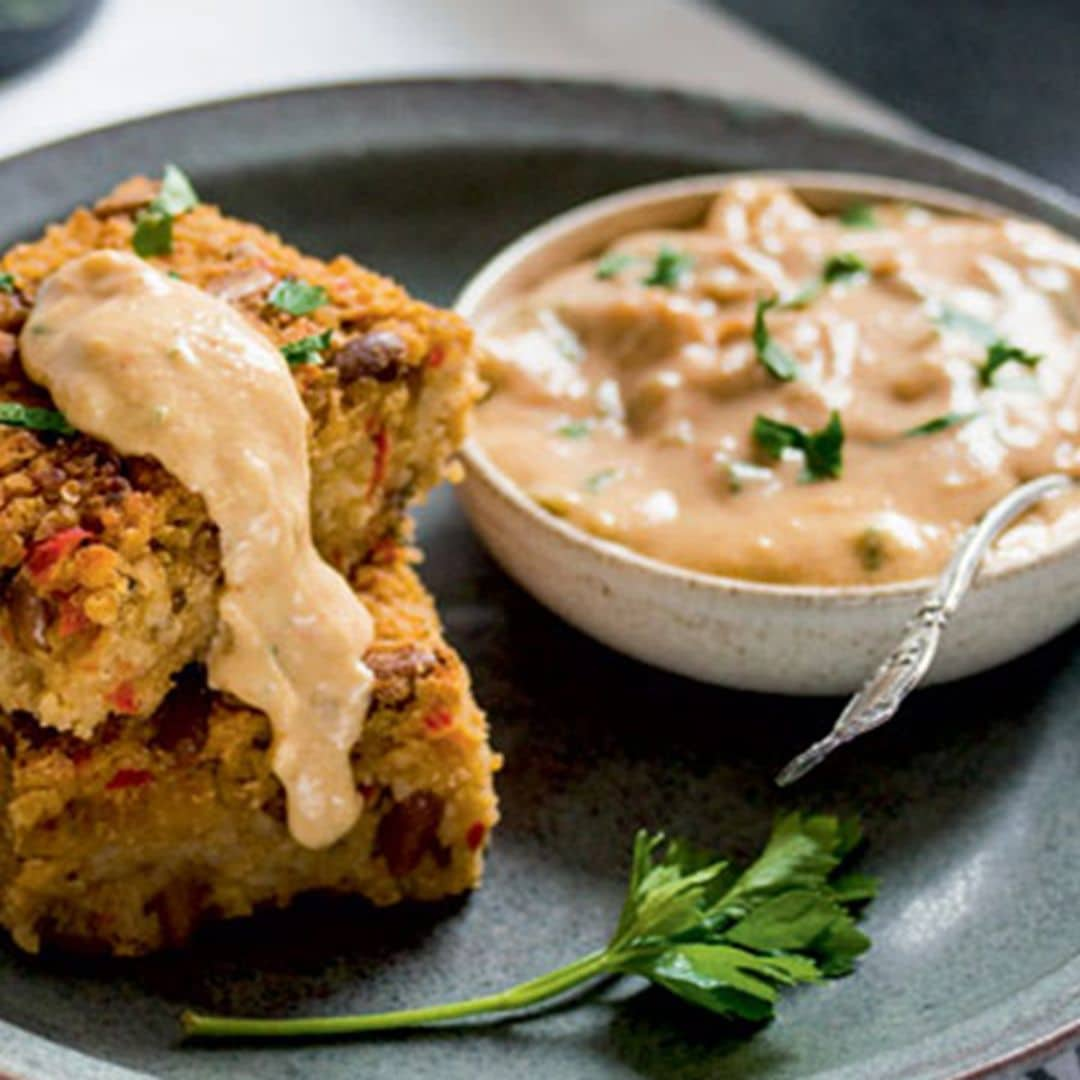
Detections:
[477, 180, 1080, 585]
[21, 251, 373, 849]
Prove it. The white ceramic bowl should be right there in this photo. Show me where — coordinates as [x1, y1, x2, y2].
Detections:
[454, 172, 1080, 694]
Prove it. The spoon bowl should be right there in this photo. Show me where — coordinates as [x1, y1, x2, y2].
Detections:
[454, 172, 1080, 694]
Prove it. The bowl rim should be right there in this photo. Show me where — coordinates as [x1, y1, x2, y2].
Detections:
[454, 168, 1080, 604]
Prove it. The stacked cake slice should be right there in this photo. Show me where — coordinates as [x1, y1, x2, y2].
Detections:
[0, 177, 498, 955]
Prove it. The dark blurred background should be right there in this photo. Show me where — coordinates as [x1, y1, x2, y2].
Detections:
[2, 1, 1078, 193]
[713, 0, 1080, 191]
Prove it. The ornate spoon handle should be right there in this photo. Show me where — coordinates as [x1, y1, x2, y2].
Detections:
[776, 473, 1074, 787]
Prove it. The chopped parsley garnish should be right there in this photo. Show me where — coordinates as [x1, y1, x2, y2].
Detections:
[269, 278, 328, 316]
[595, 252, 635, 280]
[822, 252, 869, 283]
[855, 528, 887, 572]
[0, 272, 15, 293]
[978, 340, 1043, 387]
[280, 330, 332, 366]
[182, 813, 876, 1040]
[154, 163, 199, 216]
[642, 246, 693, 289]
[132, 164, 199, 258]
[902, 411, 979, 438]
[556, 420, 591, 439]
[752, 298, 799, 382]
[753, 411, 844, 482]
[839, 202, 877, 229]
[132, 210, 173, 258]
[930, 304, 1043, 387]
[753, 415, 806, 458]
[931, 304, 997, 346]
[781, 254, 869, 309]
[0, 402, 75, 436]
[782, 279, 823, 308]
[584, 467, 620, 493]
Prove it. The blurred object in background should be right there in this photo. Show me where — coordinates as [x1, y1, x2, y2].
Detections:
[717, 0, 1080, 191]
[0, 0, 101, 76]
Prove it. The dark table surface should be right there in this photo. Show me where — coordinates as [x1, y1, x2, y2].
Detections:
[714, 0, 1080, 193]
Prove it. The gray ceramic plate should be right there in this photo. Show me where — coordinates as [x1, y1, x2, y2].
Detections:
[0, 78, 1078, 1080]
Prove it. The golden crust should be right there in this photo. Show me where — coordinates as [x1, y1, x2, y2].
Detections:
[0, 177, 479, 735]
[0, 556, 501, 956]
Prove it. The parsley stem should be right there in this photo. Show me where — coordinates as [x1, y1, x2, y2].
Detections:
[181, 949, 610, 1039]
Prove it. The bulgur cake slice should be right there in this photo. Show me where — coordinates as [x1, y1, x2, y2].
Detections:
[0, 176, 479, 735]
[0, 554, 500, 957]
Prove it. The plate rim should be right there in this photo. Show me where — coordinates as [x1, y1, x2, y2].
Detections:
[0, 73, 1077, 1080]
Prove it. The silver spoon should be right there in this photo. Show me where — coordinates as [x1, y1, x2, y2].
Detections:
[775, 472, 1075, 786]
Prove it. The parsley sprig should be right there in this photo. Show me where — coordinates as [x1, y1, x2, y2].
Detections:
[595, 252, 636, 280]
[753, 298, 799, 381]
[932, 304, 997, 346]
[556, 419, 592, 439]
[839, 203, 877, 229]
[931, 304, 1043, 387]
[902, 411, 979, 438]
[280, 330, 332, 366]
[0, 272, 15, 294]
[822, 252, 868, 283]
[642, 246, 694, 289]
[0, 402, 75, 436]
[269, 278, 329, 316]
[785, 251, 872, 309]
[978, 341, 1043, 387]
[584, 466, 620, 493]
[753, 412, 844, 482]
[182, 813, 876, 1040]
[132, 164, 199, 258]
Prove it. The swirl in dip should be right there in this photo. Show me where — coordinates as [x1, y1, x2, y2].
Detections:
[474, 180, 1080, 586]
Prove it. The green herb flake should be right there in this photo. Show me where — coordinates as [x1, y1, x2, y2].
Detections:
[839, 202, 877, 229]
[0, 272, 15, 294]
[822, 252, 869, 284]
[0, 402, 75, 436]
[131, 164, 200, 259]
[978, 340, 1043, 387]
[154, 163, 199, 216]
[181, 812, 876, 1040]
[752, 298, 799, 382]
[902, 411, 979, 438]
[802, 412, 845, 482]
[132, 209, 173, 257]
[269, 278, 329, 316]
[584, 467, 620, 494]
[595, 252, 635, 280]
[932, 304, 997, 346]
[642, 245, 694, 289]
[781, 279, 823, 309]
[753, 411, 844, 482]
[556, 420, 591, 439]
[855, 527, 887, 572]
[752, 415, 805, 459]
[280, 329, 333, 366]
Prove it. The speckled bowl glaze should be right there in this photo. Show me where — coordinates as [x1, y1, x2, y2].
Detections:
[456, 172, 1080, 694]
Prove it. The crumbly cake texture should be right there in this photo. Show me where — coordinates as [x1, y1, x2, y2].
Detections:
[0, 176, 479, 735]
[0, 555, 500, 956]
